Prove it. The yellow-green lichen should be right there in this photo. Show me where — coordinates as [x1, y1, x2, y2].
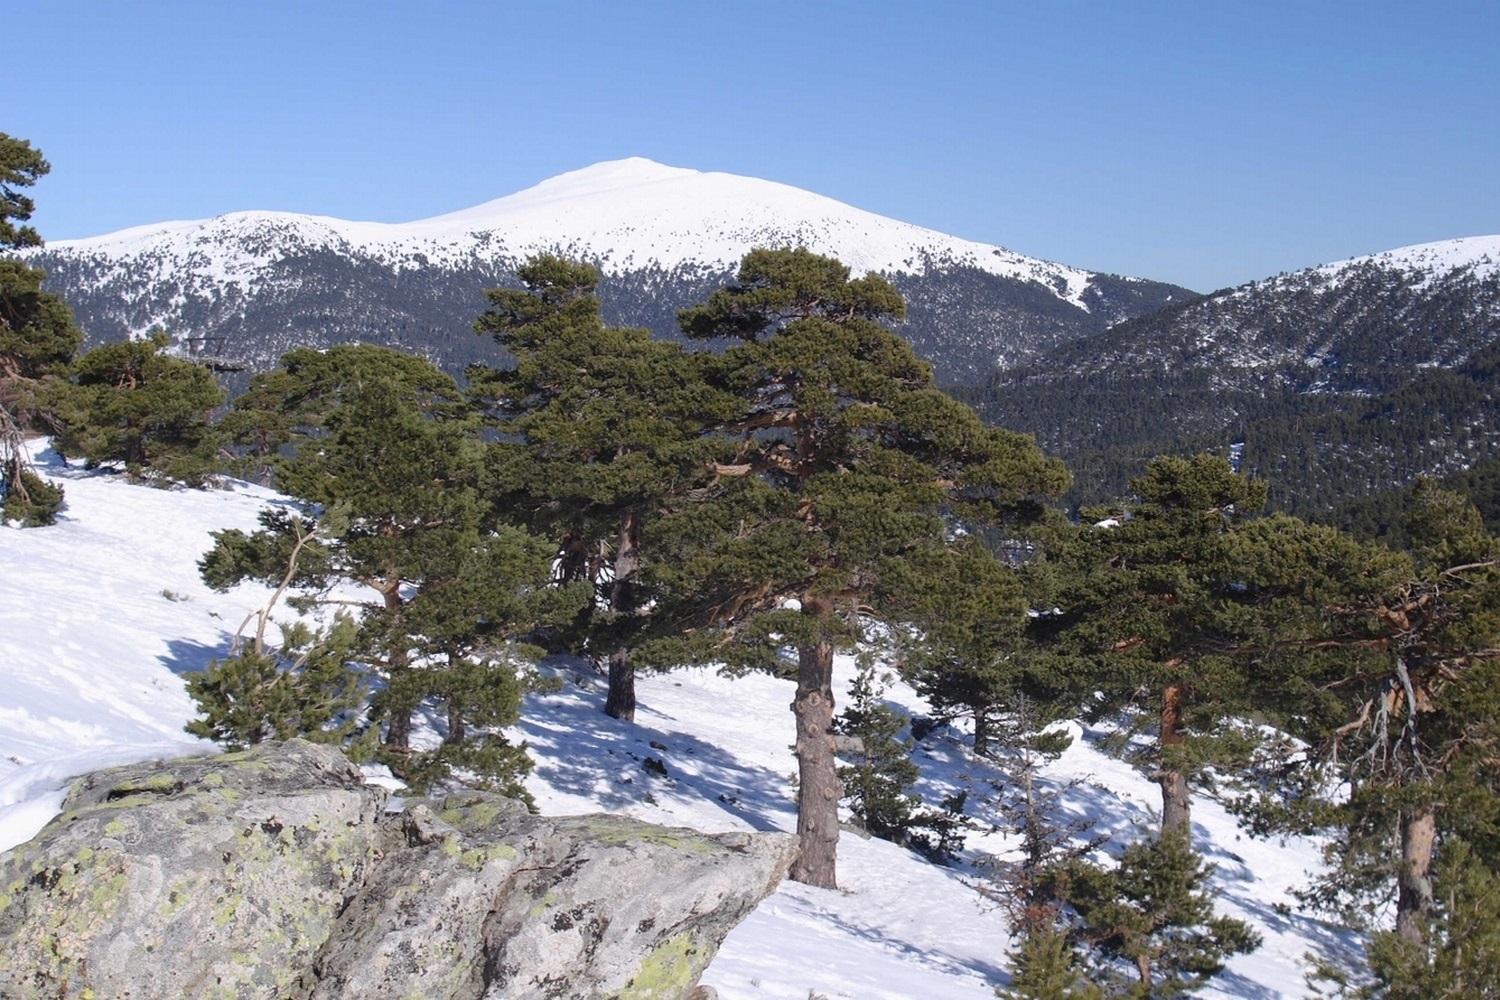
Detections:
[618, 931, 706, 1000]
[582, 819, 717, 854]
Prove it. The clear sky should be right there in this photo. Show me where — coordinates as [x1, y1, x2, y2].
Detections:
[10, 1, 1498, 292]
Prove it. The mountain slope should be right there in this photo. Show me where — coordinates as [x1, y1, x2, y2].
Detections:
[21, 159, 1191, 386]
[969, 237, 1500, 513]
[0, 443, 1352, 998]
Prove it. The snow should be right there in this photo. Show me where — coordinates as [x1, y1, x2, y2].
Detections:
[42, 158, 1104, 309]
[0, 441, 1359, 997]
[1313, 234, 1500, 284]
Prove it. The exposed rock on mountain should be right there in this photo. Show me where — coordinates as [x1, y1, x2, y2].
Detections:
[0, 740, 796, 1000]
[21, 159, 1191, 386]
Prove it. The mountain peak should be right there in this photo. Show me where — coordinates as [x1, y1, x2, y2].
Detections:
[454, 158, 703, 215]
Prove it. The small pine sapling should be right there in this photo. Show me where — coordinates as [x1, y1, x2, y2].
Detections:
[836, 658, 922, 844]
[1054, 829, 1260, 997]
[186, 513, 366, 750]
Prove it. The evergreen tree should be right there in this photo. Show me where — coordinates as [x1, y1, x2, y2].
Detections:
[1288, 483, 1500, 946]
[50, 331, 225, 485]
[1055, 830, 1260, 997]
[0, 132, 81, 386]
[999, 924, 1104, 1000]
[1357, 840, 1500, 999]
[470, 254, 734, 722]
[186, 511, 364, 749]
[0, 133, 81, 524]
[834, 658, 923, 844]
[200, 345, 586, 790]
[650, 247, 1068, 887]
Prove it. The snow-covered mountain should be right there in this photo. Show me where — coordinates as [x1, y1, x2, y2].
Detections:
[0, 443, 1353, 997]
[22, 159, 1192, 385]
[976, 235, 1500, 513]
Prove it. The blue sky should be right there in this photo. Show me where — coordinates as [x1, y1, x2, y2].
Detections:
[10, 1, 1498, 292]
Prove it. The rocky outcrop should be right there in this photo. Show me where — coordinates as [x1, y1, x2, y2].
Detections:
[0, 740, 796, 1000]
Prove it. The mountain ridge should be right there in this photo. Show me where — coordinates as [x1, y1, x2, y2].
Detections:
[22, 159, 1193, 386]
[970, 236, 1500, 513]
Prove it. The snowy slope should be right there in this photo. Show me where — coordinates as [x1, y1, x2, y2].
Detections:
[0, 446, 1357, 998]
[44, 158, 1103, 306]
[1309, 234, 1500, 287]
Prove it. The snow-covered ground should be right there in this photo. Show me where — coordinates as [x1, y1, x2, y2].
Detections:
[0, 443, 1358, 997]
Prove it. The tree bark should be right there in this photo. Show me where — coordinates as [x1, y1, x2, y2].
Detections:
[1158, 681, 1191, 837]
[380, 580, 413, 752]
[973, 702, 992, 759]
[1395, 804, 1437, 945]
[789, 598, 840, 889]
[603, 510, 641, 722]
[604, 650, 636, 722]
[444, 701, 466, 747]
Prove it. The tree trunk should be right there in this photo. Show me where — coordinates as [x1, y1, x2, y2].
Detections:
[386, 704, 412, 751]
[1158, 681, 1191, 837]
[1395, 804, 1437, 945]
[789, 598, 840, 889]
[604, 650, 636, 722]
[380, 581, 413, 752]
[603, 510, 641, 722]
[444, 701, 466, 746]
[973, 702, 992, 759]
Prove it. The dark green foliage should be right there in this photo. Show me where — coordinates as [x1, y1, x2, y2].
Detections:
[1054, 831, 1260, 997]
[1360, 841, 1500, 1000]
[0, 259, 83, 384]
[888, 534, 1045, 758]
[1309, 841, 1500, 1000]
[999, 925, 1104, 1000]
[0, 132, 82, 402]
[469, 254, 736, 720]
[835, 660, 923, 844]
[0, 133, 80, 523]
[185, 615, 365, 750]
[0, 132, 49, 250]
[649, 247, 1069, 887]
[51, 331, 225, 485]
[1043, 455, 1413, 843]
[1, 467, 64, 526]
[201, 345, 584, 793]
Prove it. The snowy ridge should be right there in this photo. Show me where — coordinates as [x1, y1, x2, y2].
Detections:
[1230, 234, 1500, 299]
[1315, 235, 1500, 282]
[46, 157, 1103, 309]
[0, 446, 1353, 998]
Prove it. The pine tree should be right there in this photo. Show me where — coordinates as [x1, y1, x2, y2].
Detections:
[999, 925, 1104, 1000]
[651, 247, 1068, 887]
[0, 132, 81, 385]
[1294, 483, 1500, 948]
[186, 511, 364, 749]
[50, 331, 225, 485]
[0, 133, 81, 524]
[835, 658, 923, 843]
[1057, 830, 1260, 997]
[470, 254, 735, 722]
[200, 345, 586, 790]
[1358, 840, 1500, 999]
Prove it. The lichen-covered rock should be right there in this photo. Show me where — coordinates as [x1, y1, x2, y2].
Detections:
[0, 740, 385, 999]
[311, 799, 797, 1000]
[0, 741, 797, 1000]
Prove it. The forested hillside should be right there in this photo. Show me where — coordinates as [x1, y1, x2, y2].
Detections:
[966, 244, 1500, 515]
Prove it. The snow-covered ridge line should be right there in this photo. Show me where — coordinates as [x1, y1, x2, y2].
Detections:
[43, 157, 1102, 309]
[1313, 234, 1500, 280]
